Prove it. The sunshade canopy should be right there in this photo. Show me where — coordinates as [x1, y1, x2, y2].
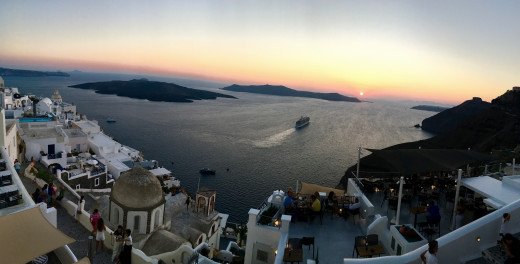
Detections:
[360, 149, 495, 176]
[298, 181, 345, 196]
[0, 206, 75, 264]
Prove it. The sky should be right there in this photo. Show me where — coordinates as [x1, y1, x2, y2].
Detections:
[1, 1, 519, 104]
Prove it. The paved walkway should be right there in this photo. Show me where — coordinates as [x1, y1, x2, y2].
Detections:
[18, 161, 113, 264]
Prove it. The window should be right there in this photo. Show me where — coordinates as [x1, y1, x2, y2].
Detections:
[94, 178, 99, 187]
[76, 184, 80, 190]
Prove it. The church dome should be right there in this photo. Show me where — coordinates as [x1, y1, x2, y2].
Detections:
[51, 90, 62, 102]
[111, 167, 165, 209]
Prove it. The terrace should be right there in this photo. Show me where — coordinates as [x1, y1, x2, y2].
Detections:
[246, 168, 513, 264]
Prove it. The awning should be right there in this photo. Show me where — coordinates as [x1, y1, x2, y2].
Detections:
[74, 257, 91, 264]
[0, 206, 75, 264]
[149, 167, 171, 176]
[360, 149, 495, 176]
[298, 181, 345, 196]
[462, 176, 520, 207]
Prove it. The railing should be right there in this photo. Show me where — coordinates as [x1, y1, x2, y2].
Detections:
[256, 202, 283, 228]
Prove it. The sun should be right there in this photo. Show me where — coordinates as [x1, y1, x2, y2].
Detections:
[359, 92, 364, 96]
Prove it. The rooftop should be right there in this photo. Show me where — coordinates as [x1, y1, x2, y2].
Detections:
[61, 128, 87, 138]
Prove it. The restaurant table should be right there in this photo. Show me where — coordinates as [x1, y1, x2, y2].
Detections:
[283, 248, 303, 263]
[356, 245, 385, 258]
[410, 206, 427, 228]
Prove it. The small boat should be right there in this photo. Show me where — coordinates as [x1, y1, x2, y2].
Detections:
[295, 116, 310, 129]
[200, 168, 216, 175]
[106, 118, 116, 123]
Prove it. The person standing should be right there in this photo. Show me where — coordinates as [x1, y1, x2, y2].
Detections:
[118, 229, 133, 264]
[32, 188, 40, 203]
[14, 159, 21, 173]
[90, 209, 101, 230]
[500, 213, 511, 239]
[47, 183, 55, 205]
[74, 196, 85, 222]
[420, 240, 439, 264]
[185, 194, 190, 211]
[111, 225, 124, 262]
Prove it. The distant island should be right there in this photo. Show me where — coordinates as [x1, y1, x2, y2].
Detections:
[221, 84, 361, 102]
[411, 105, 449, 112]
[69, 79, 237, 103]
[338, 91, 520, 190]
[0, 67, 70, 77]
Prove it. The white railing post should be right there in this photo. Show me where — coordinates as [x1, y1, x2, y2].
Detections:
[452, 169, 462, 230]
[395, 176, 404, 226]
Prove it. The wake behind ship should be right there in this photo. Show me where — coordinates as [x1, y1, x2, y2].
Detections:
[295, 116, 310, 129]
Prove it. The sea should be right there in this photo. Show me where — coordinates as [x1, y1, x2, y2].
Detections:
[3, 72, 436, 223]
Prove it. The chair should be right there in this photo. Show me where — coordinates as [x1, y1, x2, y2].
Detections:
[352, 236, 366, 257]
[301, 237, 315, 259]
[366, 234, 378, 246]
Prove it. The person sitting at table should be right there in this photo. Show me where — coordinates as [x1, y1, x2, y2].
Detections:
[284, 189, 299, 222]
[287, 187, 298, 199]
[349, 198, 361, 210]
[325, 191, 338, 213]
[344, 197, 360, 217]
[308, 195, 321, 221]
[426, 201, 440, 224]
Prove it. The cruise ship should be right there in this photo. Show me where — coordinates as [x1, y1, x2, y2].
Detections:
[295, 116, 310, 129]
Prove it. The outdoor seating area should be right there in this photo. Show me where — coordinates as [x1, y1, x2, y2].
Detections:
[0, 169, 22, 209]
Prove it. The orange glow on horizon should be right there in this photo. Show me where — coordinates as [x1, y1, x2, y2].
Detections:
[0, 54, 506, 105]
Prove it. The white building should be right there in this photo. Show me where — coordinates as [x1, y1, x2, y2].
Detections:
[0, 83, 78, 263]
[17, 120, 68, 167]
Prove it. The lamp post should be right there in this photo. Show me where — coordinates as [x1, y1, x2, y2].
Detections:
[452, 169, 463, 230]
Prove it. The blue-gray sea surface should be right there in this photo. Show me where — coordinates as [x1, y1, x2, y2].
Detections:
[4, 73, 435, 222]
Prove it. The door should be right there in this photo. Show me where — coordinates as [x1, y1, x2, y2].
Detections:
[48, 144, 55, 156]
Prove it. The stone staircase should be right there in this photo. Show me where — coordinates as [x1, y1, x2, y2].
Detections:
[464, 232, 520, 264]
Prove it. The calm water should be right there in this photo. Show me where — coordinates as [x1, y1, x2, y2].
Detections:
[4, 73, 435, 222]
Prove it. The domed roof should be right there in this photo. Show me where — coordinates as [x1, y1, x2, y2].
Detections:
[39, 98, 52, 107]
[51, 90, 62, 102]
[111, 167, 165, 209]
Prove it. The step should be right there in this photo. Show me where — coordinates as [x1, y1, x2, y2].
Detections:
[464, 257, 491, 264]
[481, 244, 506, 264]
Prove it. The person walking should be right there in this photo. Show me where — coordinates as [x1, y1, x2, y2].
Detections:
[94, 218, 106, 253]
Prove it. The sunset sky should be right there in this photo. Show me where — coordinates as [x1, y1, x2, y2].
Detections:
[1, 1, 519, 104]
